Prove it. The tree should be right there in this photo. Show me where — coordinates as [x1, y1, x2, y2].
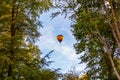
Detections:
[0, 0, 61, 80]
[62, 67, 80, 80]
[54, 0, 120, 79]
[80, 74, 89, 80]
[40, 68, 61, 80]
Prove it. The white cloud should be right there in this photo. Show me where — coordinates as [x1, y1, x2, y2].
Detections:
[55, 45, 77, 61]
[39, 26, 55, 49]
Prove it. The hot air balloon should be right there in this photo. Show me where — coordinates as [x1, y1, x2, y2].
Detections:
[57, 34, 64, 43]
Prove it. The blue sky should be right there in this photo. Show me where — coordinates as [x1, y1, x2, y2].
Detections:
[38, 9, 86, 73]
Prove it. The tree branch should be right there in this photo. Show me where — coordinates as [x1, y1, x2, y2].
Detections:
[96, 26, 120, 80]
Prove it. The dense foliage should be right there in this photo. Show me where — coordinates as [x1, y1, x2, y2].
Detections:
[54, 0, 120, 79]
[0, 0, 61, 80]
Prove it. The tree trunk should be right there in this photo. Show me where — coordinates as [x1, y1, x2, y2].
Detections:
[108, 53, 120, 80]
[8, 0, 16, 77]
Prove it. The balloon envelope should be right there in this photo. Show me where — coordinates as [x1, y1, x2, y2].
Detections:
[57, 35, 64, 43]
